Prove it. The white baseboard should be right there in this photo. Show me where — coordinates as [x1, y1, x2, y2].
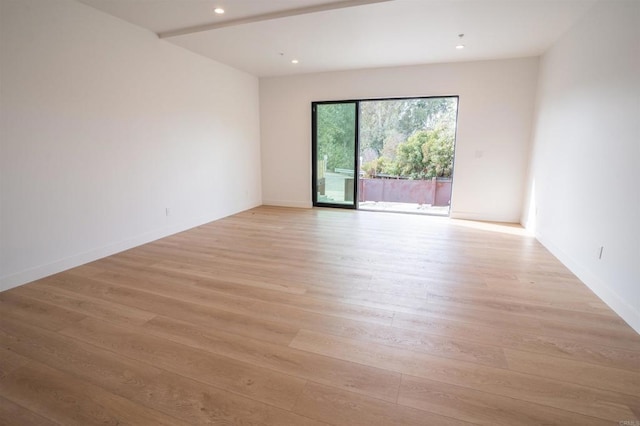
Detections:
[0, 207, 256, 293]
[449, 210, 519, 223]
[262, 199, 312, 209]
[1, 228, 170, 292]
[537, 233, 640, 335]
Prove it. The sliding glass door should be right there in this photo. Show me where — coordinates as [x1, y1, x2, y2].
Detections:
[312, 96, 459, 216]
[312, 102, 358, 208]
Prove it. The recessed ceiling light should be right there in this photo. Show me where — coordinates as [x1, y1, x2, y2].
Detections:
[214, 7, 225, 14]
[456, 33, 465, 50]
[291, 59, 299, 64]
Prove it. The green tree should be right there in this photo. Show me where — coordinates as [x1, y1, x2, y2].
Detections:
[360, 98, 457, 159]
[396, 98, 456, 136]
[359, 101, 401, 156]
[318, 98, 457, 176]
[317, 103, 355, 170]
[395, 127, 454, 179]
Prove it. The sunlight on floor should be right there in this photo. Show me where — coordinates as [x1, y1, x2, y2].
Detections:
[359, 201, 449, 216]
[449, 218, 532, 237]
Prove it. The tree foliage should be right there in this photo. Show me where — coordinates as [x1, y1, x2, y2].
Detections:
[317, 103, 355, 170]
[363, 127, 455, 179]
[359, 98, 456, 159]
[359, 101, 401, 157]
[317, 98, 457, 178]
[395, 127, 455, 179]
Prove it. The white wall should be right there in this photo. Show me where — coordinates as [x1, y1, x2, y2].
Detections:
[0, 0, 262, 290]
[523, 1, 640, 332]
[260, 58, 538, 221]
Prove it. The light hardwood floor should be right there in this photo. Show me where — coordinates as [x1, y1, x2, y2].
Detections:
[1, 206, 638, 425]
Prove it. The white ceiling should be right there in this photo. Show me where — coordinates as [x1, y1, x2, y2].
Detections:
[78, 0, 596, 77]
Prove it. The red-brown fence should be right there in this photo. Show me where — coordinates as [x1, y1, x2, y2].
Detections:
[358, 178, 451, 206]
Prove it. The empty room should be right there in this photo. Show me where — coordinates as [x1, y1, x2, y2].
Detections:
[1, 0, 639, 425]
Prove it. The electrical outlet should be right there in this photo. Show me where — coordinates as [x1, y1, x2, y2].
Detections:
[165, 208, 171, 217]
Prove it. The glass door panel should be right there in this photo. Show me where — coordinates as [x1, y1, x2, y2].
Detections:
[312, 102, 358, 208]
[358, 97, 459, 216]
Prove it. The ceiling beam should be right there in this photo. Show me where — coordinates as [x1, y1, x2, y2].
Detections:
[158, 0, 393, 39]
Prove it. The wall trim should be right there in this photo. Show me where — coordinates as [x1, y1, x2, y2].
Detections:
[0, 206, 258, 292]
[262, 200, 313, 209]
[449, 210, 519, 224]
[536, 232, 640, 335]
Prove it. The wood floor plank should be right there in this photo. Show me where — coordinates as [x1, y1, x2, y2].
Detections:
[0, 292, 86, 332]
[41, 275, 298, 345]
[398, 374, 612, 426]
[0, 396, 59, 426]
[423, 292, 629, 333]
[62, 264, 107, 279]
[59, 317, 307, 410]
[0, 317, 325, 426]
[305, 284, 435, 314]
[293, 381, 472, 426]
[504, 348, 640, 396]
[8, 283, 156, 327]
[392, 311, 640, 371]
[93, 267, 395, 327]
[145, 371, 327, 426]
[290, 329, 639, 421]
[93, 273, 395, 342]
[424, 280, 615, 316]
[135, 248, 311, 295]
[0, 315, 162, 391]
[99, 252, 311, 296]
[485, 276, 598, 294]
[311, 318, 509, 368]
[141, 314, 402, 402]
[1, 205, 638, 425]
[406, 301, 638, 350]
[309, 285, 639, 352]
[0, 361, 189, 426]
[0, 347, 29, 379]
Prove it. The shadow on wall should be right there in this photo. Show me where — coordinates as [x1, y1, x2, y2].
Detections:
[524, 179, 537, 234]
